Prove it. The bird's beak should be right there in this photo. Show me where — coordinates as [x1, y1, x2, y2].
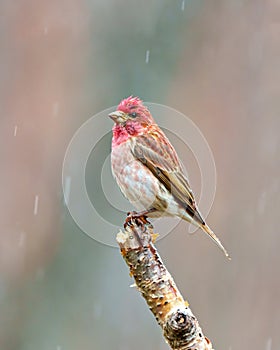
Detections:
[108, 110, 127, 124]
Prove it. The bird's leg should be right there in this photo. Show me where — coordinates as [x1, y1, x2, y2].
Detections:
[124, 208, 156, 228]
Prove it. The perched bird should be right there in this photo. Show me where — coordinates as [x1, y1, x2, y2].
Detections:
[109, 96, 230, 259]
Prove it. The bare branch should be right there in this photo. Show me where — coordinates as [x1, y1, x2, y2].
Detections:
[117, 219, 214, 350]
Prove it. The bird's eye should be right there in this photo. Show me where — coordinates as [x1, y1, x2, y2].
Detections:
[129, 112, 138, 118]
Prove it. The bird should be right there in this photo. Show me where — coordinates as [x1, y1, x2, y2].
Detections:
[109, 96, 230, 259]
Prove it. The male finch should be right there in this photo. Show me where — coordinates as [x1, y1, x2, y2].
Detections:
[109, 96, 230, 259]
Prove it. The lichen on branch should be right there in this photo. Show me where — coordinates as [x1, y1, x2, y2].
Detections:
[116, 217, 214, 350]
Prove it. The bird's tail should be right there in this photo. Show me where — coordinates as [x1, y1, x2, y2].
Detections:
[200, 223, 231, 260]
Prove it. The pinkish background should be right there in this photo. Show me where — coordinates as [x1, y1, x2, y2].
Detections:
[0, 1, 278, 349]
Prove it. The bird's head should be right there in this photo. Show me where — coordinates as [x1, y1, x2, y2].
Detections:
[109, 96, 154, 128]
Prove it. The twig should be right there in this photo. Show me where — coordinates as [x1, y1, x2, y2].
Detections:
[116, 218, 214, 350]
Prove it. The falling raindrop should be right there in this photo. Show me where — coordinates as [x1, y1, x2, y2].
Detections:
[64, 176, 72, 206]
[57, 346, 62, 350]
[14, 125, 18, 136]
[33, 195, 39, 215]
[257, 191, 266, 215]
[266, 338, 272, 350]
[181, 0, 185, 11]
[145, 50, 150, 64]
[19, 232, 26, 247]
[53, 102, 59, 116]
[44, 26, 48, 35]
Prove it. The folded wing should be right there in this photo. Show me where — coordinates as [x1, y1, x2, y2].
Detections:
[131, 129, 205, 225]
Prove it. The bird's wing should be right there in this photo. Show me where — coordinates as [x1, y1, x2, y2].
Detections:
[131, 129, 205, 225]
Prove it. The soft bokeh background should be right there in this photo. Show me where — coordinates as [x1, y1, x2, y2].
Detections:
[1, 1, 279, 349]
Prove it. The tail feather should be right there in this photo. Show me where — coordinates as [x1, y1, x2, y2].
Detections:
[181, 207, 231, 259]
[201, 223, 231, 260]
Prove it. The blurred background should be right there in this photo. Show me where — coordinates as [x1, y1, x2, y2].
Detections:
[0, 1, 279, 349]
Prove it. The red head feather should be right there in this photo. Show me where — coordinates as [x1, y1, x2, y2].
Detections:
[117, 96, 143, 113]
[112, 96, 155, 146]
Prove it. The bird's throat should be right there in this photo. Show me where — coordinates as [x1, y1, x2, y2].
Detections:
[112, 122, 145, 147]
[112, 125, 128, 147]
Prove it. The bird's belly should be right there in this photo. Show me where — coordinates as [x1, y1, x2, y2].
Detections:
[111, 144, 159, 210]
[111, 143, 185, 217]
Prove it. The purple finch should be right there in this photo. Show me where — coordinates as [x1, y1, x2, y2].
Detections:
[109, 96, 230, 259]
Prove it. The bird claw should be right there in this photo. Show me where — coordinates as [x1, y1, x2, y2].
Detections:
[124, 212, 149, 229]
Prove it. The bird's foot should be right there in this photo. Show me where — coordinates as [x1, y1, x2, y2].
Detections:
[124, 211, 149, 229]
